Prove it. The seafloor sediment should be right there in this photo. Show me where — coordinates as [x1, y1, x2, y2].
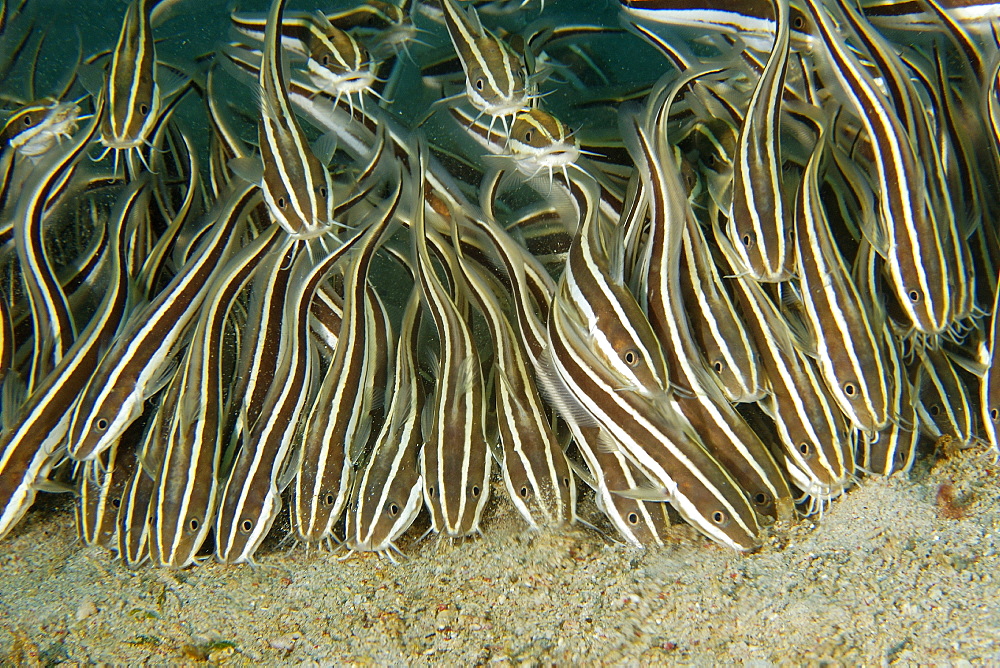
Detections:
[1, 446, 998, 664]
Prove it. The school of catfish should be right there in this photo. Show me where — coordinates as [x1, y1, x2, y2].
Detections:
[0, 0, 998, 569]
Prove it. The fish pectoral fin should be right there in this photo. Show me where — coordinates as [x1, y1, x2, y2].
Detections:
[228, 156, 263, 185]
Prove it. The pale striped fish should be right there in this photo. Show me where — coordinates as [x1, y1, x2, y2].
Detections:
[66, 181, 258, 463]
[619, 0, 814, 52]
[345, 283, 425, 559]
[623, 110, 792, 524]
[439, 0, 532, 135]
[293, 176, 402, 544]
[802, 0, 953, 336]
[414, 149, 491, 538]
[727, 0, 793, 283]
[792, 110, 891, 433]
[915, 348, 974, 447]
[252, 0, 337, 240]
[0, 97, 81, 158]
[721, 238, 853, 511]
[215, 226, 372, 564]
[12, 101, 102, 392]
[451, 209, 576, 530]
[858, 327, 919, 476]
[861, 0, 1000, 34]
[149, 224, 283, 569]
[0, 178, 147, 541]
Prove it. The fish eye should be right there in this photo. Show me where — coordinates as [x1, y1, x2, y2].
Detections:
[991, 408, 999, 422]
[798, 442, 811, 456]
[711, 510, 728, 526]
[753, 492, 770, 507]
[322, 55, 330, 66]
[318, 186, 328, 198]
[388, 503, 399, 516]
[188, 517, 200, 532]
[139, 104, 149, 115]
[471, 485, 481, 497]
[793, 15, 805, 30]
[622, 349, 640, 367]
[240, 518, 254, 533]
[562, 477, 570, 487]
[523, 130, 532, 142]
[930, 404, 941, 417]
[713, 361, 724, 374]
[475, 78, 484, 91]
[519, 486, 529, 498]
[843, 382, 857, 397]
[428, 486, 436, 497]
[277, 196, 287, 209]
[742, 233, 753, 248]
[705, 153, 716, 167]
[111, 497, 121, 509]
[96, 418, 109, 432]
[22, 115, 31, 126]
[908, 289, 921, 303]
[627, 512, 639, 525]
[324, 493, 336, 506]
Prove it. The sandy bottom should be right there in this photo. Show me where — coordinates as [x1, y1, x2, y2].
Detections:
[1, 445, 998, 665]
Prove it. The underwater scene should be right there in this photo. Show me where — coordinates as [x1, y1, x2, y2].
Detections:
[1, 0, 1000, 662]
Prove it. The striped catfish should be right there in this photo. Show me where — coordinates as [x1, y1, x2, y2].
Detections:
[915, 348, 974, 447]
[303, 13, 378, 114]
[544, 171, 761, 551]
[345, 284, 425, 559]
[792, 110, 891, 433]
[507, 108, 583, 189]
[570, 422, 673, 548]
[679, 216, 765, 404]
[12, 99, 104, 393]
[624, 110, 792, 524]
[981, 269, 1000, 455]
[457, 207, 673, 543]
[293, 176, 401, 544]
[414, 148, 492, 538]
[0, 97, 81, 159]
[721, 234, 854, 511]
[619, 0, 814, 52]
[215, 225, 371, 564]
[802, 0, 953, 336]
[727, 0, 793, 282]
[253, 0, 337, 240]
[75, 399, 148, 549]
[149, 225, 283, 569]
[546, 286, 761, 551]
[66, 181, 258, 462]
[439, 0, 531, 135]
[117, 375, 178, 569]
[97, 0, 161, 175]
[451, 210, 576, 530]
[0, 178, 147, 541]
[462, 201, 667, 544]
